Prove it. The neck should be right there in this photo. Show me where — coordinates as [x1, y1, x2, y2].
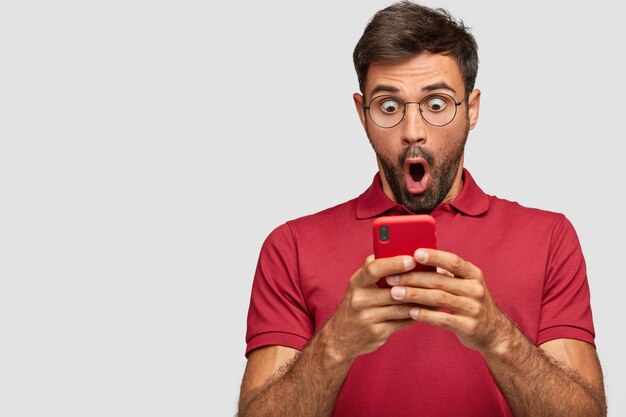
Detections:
[442, 163, 465, 204]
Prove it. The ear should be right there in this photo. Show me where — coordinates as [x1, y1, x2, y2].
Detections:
[353, 93, 367, 129]
[467, 89, 481, 130]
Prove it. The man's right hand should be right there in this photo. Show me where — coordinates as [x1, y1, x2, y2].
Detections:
[239, 254, 419, 417]
[320, 254, 419, 363]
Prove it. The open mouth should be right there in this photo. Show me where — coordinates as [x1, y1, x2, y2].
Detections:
[404, 158, 430, 195]
[409, 162, 425, 182]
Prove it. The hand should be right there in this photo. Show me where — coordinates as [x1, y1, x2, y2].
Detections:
[322, 254, 419, 363]
[386, 248, 513, 354]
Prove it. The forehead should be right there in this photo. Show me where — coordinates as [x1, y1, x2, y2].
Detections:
[365, 52, 464, 97]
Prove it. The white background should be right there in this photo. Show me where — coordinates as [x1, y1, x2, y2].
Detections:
[1, 1, 624, 416]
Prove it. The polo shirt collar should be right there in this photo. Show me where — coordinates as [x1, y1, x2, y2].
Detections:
[355, 168, 489, 219]
[446, 169, 490, 216]
[355, 173, 400, 219]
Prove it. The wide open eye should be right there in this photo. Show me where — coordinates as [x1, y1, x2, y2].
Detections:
[378, 97, 402, 114]
[424, 95, 449, 112]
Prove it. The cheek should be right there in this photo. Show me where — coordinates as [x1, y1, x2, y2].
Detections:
[368, 129, 398, 154]
[440, 123, 467, 148]
[426, 130, 465, 163]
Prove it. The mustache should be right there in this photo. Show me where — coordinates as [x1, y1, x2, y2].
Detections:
[398, 146, 435, 166]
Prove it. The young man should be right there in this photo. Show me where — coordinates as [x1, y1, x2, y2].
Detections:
[239, 2, 606, 416]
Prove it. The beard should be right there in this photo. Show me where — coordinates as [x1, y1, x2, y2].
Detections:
[367, 122, 469, 214]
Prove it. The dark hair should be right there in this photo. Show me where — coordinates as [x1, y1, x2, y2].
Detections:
[353, 1, 478, 96]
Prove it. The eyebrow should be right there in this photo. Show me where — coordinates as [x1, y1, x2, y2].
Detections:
[370, 84, 401, 96]
[369, 82, 458, 97]
[421, 82, 457, 94]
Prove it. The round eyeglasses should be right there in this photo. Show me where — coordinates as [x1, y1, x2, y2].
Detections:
[364, 93, 465, 128]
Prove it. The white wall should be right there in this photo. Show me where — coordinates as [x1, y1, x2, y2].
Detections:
[1, 1, 623, 416]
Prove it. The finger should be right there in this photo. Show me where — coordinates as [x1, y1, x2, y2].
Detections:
[373, 319, 415, 338]
[414, 249, 481, 280]
[391, 286, 481, 316]
[408, 306, 474, 333]
[365, 304, 418, 323]
[355, 254, 416, 287]
[349, 287, 405, 311]
[388, 271, 475, 297]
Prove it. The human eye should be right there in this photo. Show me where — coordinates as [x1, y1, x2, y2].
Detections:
[423, 95, 450, 112]
[377, 97, 402, 114]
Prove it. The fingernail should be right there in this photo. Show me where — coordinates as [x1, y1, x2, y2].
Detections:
[415, 249, 428, 263]
[391, 286, 405, 299]
[386, 275, 399, 285]
[404, 256, 416, 269]
[410, 308, 420, 320]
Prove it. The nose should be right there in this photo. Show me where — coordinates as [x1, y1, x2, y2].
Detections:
[401, 103, 427, 146]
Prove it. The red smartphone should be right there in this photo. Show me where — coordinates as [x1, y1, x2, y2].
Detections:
[373, 215, 437, 288]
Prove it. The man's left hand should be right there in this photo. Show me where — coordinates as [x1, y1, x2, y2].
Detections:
[386, 248, 513, 353]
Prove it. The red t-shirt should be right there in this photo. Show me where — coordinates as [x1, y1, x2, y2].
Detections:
[245, 169, 595, 417]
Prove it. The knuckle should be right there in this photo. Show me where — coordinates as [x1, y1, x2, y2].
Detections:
[381, 307, 394, 322]
[475, 285, 486, 300]
[438, 313, 453, 328]
[350, 292, 367, 311]
[465, 320, 479, 335]
[374, 326, 387, 340]
[388, 305, 409, 321]
[427, 275, 443, 289]
[450, 254, 464, 270]
[432, 290, 451, 307]
[357, 309, 373, 324]
[467, 301, 483, 317]
[367, 324, 385, 341]
[364, 262, 379, 278]
[469, 282, 485, 300]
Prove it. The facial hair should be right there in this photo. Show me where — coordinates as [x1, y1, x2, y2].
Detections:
[367, 121, 469, 214]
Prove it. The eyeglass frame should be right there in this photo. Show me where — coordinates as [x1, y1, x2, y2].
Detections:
[362, 92, 467, 128]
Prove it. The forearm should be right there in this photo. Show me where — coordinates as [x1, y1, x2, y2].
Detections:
[483, 321, 606, 417]
[238, 325, 353, 417]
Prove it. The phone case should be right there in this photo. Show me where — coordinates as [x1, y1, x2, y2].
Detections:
[373, 215, 437, 288]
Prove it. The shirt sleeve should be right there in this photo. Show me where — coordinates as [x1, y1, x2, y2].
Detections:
[537, 215, 596, 346]
[245, 223, 313, 357]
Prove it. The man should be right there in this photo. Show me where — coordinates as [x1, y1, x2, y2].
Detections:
[238, 2, 606, 416]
